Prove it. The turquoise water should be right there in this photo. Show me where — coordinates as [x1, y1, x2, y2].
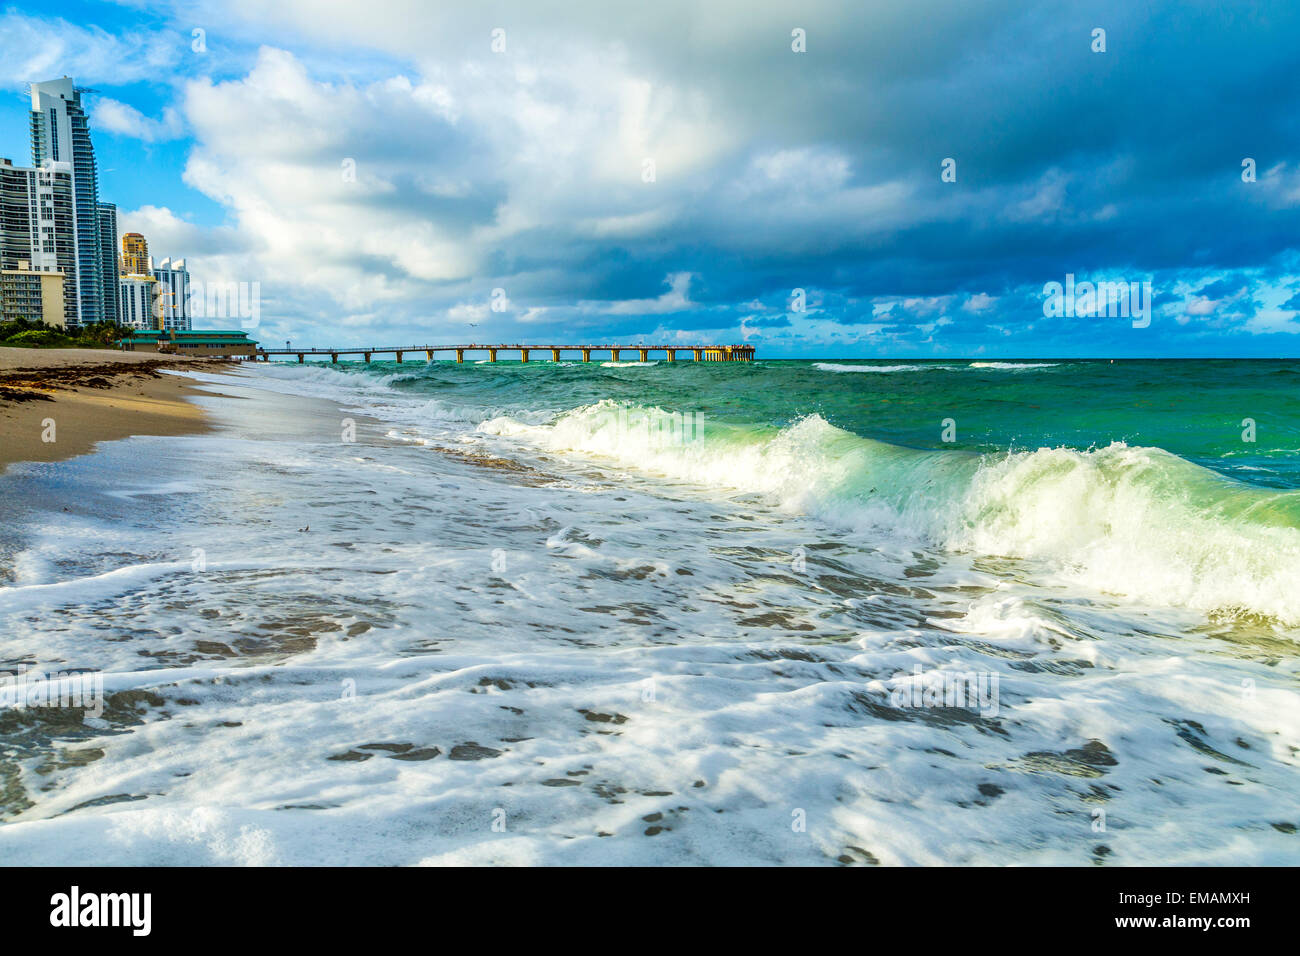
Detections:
[278, 355, 1300, 625]
[319, 357, 1300, 486]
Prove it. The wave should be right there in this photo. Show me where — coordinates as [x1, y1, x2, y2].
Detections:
[813, 363, 950, 373]
[967, 362, 1059, 369]
[601, 361, 658, 367]
[480, 401, 1300, 625]
[241, 362, 410, 397]
[812, 362, 1059, 373]
[240, 364, 551, 429]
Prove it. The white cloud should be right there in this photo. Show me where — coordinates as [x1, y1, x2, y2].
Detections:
[447, 302, 490, 322]
[118, 205, 256, 283]
[901, 296, 952, 315]
[751, 148, 852, 192]
[0, 11, 179, 87]
[1004, 169, 1069, 222]
[159, 43, 739, 338]
[178, 49, 482, 312]
[1244, 310, 1300, 334]
[92, 99, 184, 142]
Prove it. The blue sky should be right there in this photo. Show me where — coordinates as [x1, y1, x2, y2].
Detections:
[2, 0, 1299, 357]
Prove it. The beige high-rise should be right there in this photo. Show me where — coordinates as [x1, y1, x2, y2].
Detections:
[121, 232, 150, 276]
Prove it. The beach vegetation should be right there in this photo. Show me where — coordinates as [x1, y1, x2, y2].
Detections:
[0, 317, 130, 350]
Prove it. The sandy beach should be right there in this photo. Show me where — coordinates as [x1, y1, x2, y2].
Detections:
[0, 347, 229, 473]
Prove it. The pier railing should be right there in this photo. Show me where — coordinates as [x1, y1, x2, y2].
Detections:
[254, 344, 756, 363]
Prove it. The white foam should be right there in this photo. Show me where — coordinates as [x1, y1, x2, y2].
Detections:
[3, 369, 1297, 867]
[813, 362, 948, 373]
[479, 402, 1300, 625]
[967, 361, 1059, 369]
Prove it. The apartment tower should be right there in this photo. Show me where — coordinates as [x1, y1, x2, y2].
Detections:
[30, 76, 102, 328]
[0, 156, 78, 325]
[97, 201, 120, 325]
[121, 232, 150, 275]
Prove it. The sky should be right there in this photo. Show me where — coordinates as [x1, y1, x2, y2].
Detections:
[1, 0, 1298, 357]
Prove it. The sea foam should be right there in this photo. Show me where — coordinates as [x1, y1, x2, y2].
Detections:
[480, 402, 1300, 625]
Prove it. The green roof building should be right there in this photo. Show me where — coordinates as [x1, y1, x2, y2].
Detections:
[120, 328, 258, 359]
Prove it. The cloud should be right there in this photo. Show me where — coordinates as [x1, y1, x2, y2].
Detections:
[1244, 310, 1300, 334]
[167, 42, 735, 336]
[177, 48, 485, 314]
[15, 0, 1296, 354]
[962, 293, 997, 313]
[744, 315, 792, 329]
[117, 205, 261, 310]
[92, 99, 184, 141]
[588, 272, 694, 315]
[0, 11, 179, 88]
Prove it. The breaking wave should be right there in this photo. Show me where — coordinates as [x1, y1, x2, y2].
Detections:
[480, 400, 1300, 624]
[813, 363, 951, 373]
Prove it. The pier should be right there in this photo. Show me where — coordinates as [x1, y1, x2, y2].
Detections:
[254, 343, 756, 364]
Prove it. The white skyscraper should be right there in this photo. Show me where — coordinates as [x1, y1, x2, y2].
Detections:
[118, 274, 158, 330]
[30, 76, 102, 328]
[152, 257, 191, 331]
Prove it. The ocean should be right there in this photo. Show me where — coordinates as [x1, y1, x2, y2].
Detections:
[1, 357, 1298, 864]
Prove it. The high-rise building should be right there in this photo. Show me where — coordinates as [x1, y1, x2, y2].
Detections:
[121, 232, 150, 275]
[97, 201, 119, 325]
[0, 157, 78, 326]
[1, 260, 66, 327]
[118, 274, 159, 330]
[152, 257, 190, 331]
[0, 160, 31, 268]
[30, 77, 102, 328]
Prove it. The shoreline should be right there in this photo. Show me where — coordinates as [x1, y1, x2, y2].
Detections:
[0, 347, 234, 474]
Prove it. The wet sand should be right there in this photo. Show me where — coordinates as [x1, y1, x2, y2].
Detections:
[0, 348, 232, 473]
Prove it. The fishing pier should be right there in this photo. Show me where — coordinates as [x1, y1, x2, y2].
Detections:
[254, 344, 756, 364]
